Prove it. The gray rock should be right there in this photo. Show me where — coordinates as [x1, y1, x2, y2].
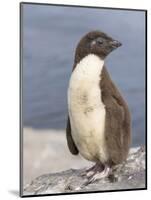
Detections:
[24, 146, 146, 195]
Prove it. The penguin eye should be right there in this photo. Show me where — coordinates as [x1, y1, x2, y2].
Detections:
[96, 37, 104, 45]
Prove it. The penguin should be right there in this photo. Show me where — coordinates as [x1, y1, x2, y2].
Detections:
[66, 30, 131, 182]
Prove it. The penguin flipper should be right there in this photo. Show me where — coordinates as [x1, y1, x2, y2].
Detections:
[105, 94, 131, 165]
[66, 116, 79, 155]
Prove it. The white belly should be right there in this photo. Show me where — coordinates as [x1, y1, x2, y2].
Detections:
[68, 54, 108, 163]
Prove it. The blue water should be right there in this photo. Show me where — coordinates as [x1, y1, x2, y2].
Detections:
[22, 4, 146, 146]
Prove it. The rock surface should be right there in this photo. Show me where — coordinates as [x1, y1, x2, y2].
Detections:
[24, 146, 146, 195]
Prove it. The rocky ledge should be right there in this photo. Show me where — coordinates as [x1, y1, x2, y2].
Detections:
[24, 146, 146, 195]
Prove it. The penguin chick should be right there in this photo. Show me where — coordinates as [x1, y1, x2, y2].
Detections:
[66, 30, 131, 183]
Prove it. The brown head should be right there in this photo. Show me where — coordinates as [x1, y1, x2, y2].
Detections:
[74, 30, 122, 64]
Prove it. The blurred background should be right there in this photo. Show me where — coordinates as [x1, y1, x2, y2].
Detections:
[22, 3, 146, 186]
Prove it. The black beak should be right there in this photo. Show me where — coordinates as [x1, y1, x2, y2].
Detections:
[110, 40, 122, 48]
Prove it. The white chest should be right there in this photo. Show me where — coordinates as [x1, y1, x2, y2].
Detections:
[68, 54, 108, 163]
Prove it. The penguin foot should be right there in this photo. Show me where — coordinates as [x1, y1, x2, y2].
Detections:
[87, 165, 111, 183]
[86, 163, 104, 177]
[81, 162, 104, 177]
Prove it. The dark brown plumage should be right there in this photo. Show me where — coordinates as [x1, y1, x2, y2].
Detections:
[74, 30, 121, 65]
[66, 30, 131, 181]
[100, 66, 131, 165]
